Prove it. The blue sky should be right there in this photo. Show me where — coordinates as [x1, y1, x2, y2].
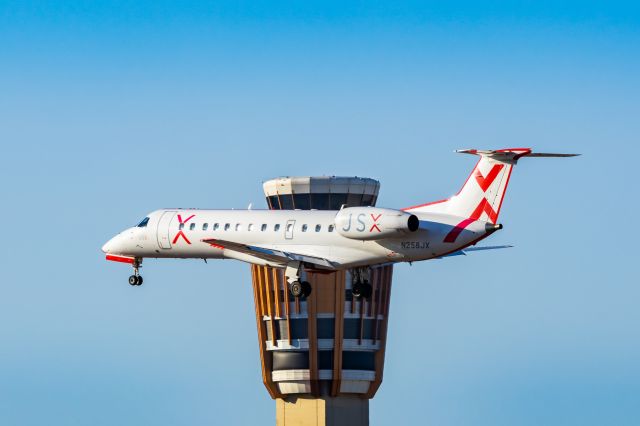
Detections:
[0, 1, 638, 425]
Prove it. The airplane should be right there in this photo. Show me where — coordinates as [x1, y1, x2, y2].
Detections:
[102, 148, 578, 298]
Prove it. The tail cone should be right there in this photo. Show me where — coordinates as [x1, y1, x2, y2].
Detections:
[485, 223, 503, 232]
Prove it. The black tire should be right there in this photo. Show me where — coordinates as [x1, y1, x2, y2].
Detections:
[128, 275, 138, 286]
[362, 281, 372, 299]
[301, 281, 312, 298]
[290, 281, 303, 298]
[352, 281, 364, 298]
[136, 276, 143, 286]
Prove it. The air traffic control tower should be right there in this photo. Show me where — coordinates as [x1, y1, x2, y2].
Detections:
[251, 177, 394, 426]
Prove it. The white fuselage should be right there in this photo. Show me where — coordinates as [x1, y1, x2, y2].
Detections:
[102, 208, 492, 269]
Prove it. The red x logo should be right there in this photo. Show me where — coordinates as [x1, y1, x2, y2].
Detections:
[444, 164, 504, 243]
[172, 214, 195, 245]
[370, 214, 382, 232]
[475, 164, 504, 191]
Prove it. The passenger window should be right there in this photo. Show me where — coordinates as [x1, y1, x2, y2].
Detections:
[213, 223, 219, 231]
[179, 223, 185, 230]
[286, 223, 293, 232]
[274, 224, 281, 232]
[328, 225, 334, 232]
[224, 223, 230, 231]
[189, 223, 196, 231]
[235, 223, 242, 231]
[315, 224, 321, 232]
[203, 223, 208, 231]
[248, 224, 254, 231]
[261, 224, 267, 231]
[301, 224, 308, 232]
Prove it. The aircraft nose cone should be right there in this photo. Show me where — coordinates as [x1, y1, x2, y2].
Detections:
[102, 238, 113, 253]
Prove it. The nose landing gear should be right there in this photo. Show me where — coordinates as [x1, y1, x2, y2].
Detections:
[128, 275, 143, 286]
[128, 258, 143, 286]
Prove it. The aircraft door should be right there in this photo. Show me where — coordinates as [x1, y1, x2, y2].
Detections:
[285, 219, 295, 240]
[157, 211, 176, 249]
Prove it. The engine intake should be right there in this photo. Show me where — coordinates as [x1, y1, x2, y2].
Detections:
[334, 207, 419, 240]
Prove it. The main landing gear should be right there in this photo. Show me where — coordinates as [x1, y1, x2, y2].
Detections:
[285, 262, 311, 299]
[289, 280, 311, 298]
[352, 268, 373, 299]
[128, 258, 143, 286]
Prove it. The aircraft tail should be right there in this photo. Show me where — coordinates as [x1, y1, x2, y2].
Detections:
[404, 148, 579, 226]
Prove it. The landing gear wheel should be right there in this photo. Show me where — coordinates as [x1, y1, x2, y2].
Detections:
[352, 281, 372, 299]
[128, 275, 143, 286]
[289, 281, 304, 298]
[301, 281, 312, 298]
[362, 280, 372, 299]
[352, 281, 364, 298]
[129, 258, 143, 286]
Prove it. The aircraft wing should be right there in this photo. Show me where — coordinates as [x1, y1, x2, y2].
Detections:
[440, 245, 513, 258]
[201, 238, 336, 269]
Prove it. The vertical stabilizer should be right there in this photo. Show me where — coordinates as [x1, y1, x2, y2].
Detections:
[404, 148, 578, 228]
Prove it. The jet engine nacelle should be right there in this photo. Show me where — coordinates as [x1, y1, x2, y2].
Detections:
[334, 207, 419, 241]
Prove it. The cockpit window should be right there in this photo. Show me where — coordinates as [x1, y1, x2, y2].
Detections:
[137, 217, 150, 227]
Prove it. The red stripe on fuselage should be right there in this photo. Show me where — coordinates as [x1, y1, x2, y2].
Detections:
[443, 218, 475, 243]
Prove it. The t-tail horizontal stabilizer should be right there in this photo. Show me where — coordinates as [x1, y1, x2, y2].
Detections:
[455, 148, 580, 163]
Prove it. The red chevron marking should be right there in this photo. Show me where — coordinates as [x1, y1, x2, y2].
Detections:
[443, 163, 505, 243]
[177, 214, 195, 224]
[172, 230, 191, 245]
[470, 198, 498, 223]
[172, 213, 196, 245]
[370, 214, 382, 232]
[474, 164, 504, 192]
[443, 195, 500, 243]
